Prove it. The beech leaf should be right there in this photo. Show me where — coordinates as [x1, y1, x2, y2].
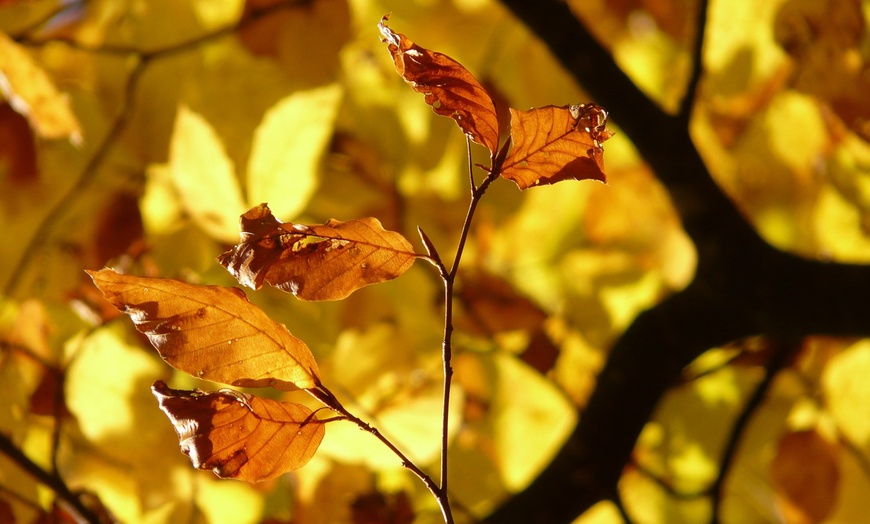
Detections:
[218, 203, 417, 301]
[152, 381, 325, 482]
[87, 268, 321, 390]
[771, 429, 840, 523]
[501, 103, 613, 189]
[0, 32, 83, 145]
[378, 15, 500, 155]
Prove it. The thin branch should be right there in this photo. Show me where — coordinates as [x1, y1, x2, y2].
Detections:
[3, 57, 144, 297]
[15, 0, 310, 57]
[0, 433, 101, 524]
[678, 0, 711, 120]
[710, 339, 798, 524]
[466, 136, 477, 191]
[6, 0, 77, 40]
[309, 383, 451, 521]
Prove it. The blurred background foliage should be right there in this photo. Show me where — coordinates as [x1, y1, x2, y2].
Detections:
[0, 0, 868, 523]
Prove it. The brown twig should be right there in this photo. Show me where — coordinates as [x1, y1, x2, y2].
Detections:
[0, 433, 101, 524]
[710, 339, 797, 523]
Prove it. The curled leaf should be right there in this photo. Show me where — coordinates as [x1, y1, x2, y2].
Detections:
[152, 381, 326, 482]
[87, 268, 320, 390]
[378, 15, 500, 155]
[218, 204, 417, 301]
[501, 103, 613, 189]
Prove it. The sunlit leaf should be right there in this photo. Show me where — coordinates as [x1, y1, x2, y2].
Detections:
[501, 103, 612, 189]
[771, 429, 840, 523]
[152, 380, 326, 482]
[168, 104, 247, 243]
[0, 32, 82, 145]
[218, 203, 417, 301]
[63, 322, 190, 523]
[821, 339, 870, 444]
[247, 84, 343, 220]
[87, 268, 320, 390]
[378, 15, 500, 155]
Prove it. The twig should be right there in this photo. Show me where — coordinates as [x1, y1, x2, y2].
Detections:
[308, 383, 450, 521]
[678, 0, 711, 120]
[710, 338, 797, 523]
[0, 433, 101, 524]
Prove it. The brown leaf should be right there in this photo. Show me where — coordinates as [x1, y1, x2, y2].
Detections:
[456, 268, 548, 336]
[218, 203, 416, 301]
[152, 381, 325, 482]
[28, 367, 69, 418]
[501, 103, 613, 189]
[519, 329, 561, 375]
[351, 490, 414, 524]
[771, 428, 840, 523]
[87, 268, 320, 390]
[775, 0, 870, 142]
[378, 15, 500, 155]
[0, 103, 37, 185]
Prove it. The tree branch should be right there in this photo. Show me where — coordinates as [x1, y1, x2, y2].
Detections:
[0, 433, 101, 524]
[487, 1, 870, 522]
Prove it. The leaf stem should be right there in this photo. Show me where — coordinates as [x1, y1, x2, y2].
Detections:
[310, 384, 452, 521]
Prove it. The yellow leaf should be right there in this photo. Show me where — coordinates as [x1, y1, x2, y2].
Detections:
[63, 323, 188, 523]
[247, 84, 343, 220]
[822, 339, 870, 445]
[168, 104, 246, 243]
[0, 32, 82, 145]
[491, 352, 576, 491]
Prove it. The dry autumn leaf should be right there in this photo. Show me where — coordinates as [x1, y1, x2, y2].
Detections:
[771, 428, 840, 523]
[378, 15, 500, 156]
[87, 268, 320, 390]
[218, 203, 417, 301]
[152, 381, 326, 482]
[501, 103, 613, 189]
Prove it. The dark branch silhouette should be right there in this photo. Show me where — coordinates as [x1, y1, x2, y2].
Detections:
[487, 1, 870, 522]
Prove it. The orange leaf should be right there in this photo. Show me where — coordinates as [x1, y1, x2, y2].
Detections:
[218, 204, 416, 301]
[378, 15, 500, 155]
[501, 103, 613, 189]
[771, 429, 840, 523]
[87, 268, 321, 390]
[152, 381, 325, 482]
